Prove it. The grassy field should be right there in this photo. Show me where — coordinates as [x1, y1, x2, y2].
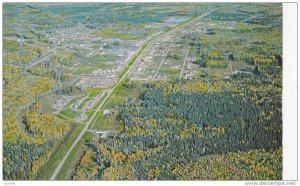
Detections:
[84, 110, 96, 122]
[93, 28, 142, 40]
[91, 110, 113, 130]
[159, 68, 181, 79]
[73, 54, 119, 75]
[59, 108, 80, 119]
[55, 114, 67, 120]
[74, 61, 116, 75]
[37, 122, 85, 180]
[106, 80, 143, 107]
[90, 54, 119, 63]
[91, 44, 101, 49]
[86, 86, 104, 95]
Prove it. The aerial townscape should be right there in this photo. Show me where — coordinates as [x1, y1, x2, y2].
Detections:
[3, 3, 282, 180]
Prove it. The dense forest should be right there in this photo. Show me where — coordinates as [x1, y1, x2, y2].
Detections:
[3, 3, 282, 180]
[72, 72, 282, 180]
